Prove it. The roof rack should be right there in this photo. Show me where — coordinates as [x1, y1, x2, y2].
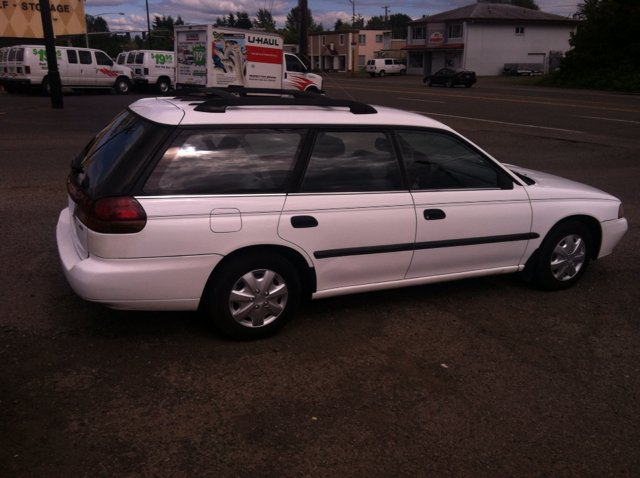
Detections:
[171, 87, 378, 115]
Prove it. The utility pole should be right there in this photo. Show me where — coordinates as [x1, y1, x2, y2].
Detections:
[299, 0, 309, 68]
[382, 6, 390, 30]
[349, 0, 355, 26]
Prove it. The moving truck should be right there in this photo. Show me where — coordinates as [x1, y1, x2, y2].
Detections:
[174, 25, 323, 92]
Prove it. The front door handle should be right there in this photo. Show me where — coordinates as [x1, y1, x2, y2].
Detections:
[423, 209, 446, 220]
[291, 216, 318, 228]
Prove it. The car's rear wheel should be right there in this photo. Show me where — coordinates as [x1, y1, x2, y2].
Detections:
[445, 79, 454, 88]
[203, 252, 301, 340]
[425, 78, 432, 87]
[464, 83, 472, 88]
[533, 220, 592, 290]
[40, 78, 50, 96]
[378, 70, 386, 77]
[156, 78, 170, 94]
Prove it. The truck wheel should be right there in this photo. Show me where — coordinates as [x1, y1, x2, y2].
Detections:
[378, 70, 386, 77]
[399, 69, 406, 76]
[40, 78, 51, 96]
[114, 77, 130, 94]
[156, 78, 170, 94]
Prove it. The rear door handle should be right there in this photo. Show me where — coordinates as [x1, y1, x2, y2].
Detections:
[423, 209, 446, 220]
[291, 216, 318, 228]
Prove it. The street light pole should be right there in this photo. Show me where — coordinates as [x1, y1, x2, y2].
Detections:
[85, 12, 125, 48]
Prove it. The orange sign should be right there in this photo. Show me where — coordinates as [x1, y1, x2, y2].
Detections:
[0, 0, 86, 38]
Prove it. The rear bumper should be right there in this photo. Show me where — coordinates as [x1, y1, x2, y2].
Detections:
[56, 208, 223, 311]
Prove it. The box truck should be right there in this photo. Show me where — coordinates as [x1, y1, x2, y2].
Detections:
[174, 25, 323, 92]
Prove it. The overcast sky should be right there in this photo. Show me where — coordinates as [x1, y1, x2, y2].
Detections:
[85, 0, 581, 35]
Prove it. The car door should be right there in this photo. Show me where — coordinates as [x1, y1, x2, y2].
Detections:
[76, 49, 95, 85]
[278, 130, 416, 292]
[396, 129, 533, 279]
[62, 49, 81, 85]
[94, 50, 116, 86]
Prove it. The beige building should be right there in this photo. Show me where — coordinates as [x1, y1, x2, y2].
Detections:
[308, 30, 392, 72]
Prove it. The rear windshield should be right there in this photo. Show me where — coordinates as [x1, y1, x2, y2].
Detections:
[74, 111, 149, 197]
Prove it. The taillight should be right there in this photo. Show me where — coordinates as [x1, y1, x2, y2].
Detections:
[144, 67, 149, 75]
[87, 197, 147, 234]
[25, 66, 30, 74]
[68, 178, 147, 234]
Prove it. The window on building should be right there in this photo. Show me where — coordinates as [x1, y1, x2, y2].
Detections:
[322, 36, 326, 46]
[339, 34, 345, 46]
[408, 52, 423, 68]
[448, 24, 463, 39]
[359, 34, 366, 45]
[375, 34, 383, 43]
[516, 26, 525, 36]
[412, 27, 424, 40]
[358, 55, 366, 69]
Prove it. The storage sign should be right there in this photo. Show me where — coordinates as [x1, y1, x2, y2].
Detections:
[0, 0, 86, 38]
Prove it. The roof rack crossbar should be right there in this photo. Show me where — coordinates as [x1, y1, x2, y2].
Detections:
[172, 87, 377, 115]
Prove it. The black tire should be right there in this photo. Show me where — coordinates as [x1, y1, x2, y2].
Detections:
[399, 69, 406, 76]
[425, 78, 432, 87]
[378, 70, 385, 77]
[532, 220, 593, 291]
[114, 77, 130, 94]
[40, 78, 50, 96]
[156, 78, 170, 94]
[464, 83, 472, 88]
[445, 79, 454, 88]
[203, 252, 301, 340]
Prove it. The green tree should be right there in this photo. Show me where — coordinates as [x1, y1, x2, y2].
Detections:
[389, 13, 412, 39]
[555, 0, 640, 92]
[365, 16, 385, 30]
[235, 11, 253, 29]
[253, 8, 276, 31]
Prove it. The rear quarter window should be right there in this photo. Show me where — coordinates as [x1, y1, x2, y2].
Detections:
[143, 129, 307, 195]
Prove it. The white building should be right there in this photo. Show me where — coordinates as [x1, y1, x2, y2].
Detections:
[404, 3, 579, 76]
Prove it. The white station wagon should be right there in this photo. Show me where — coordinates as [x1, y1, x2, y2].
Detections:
[56, 89, 628, 340]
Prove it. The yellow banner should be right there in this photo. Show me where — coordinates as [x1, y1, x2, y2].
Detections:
[0, 0, 86, 38]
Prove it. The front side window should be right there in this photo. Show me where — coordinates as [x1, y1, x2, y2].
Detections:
[397, 130, 500, 190]
[300, 131, 403, 193]
[95, 51, 112, 66]
[127, 52, 136, 63]
[144, 129, 306, 195]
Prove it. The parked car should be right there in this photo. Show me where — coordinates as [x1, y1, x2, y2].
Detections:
[424, 68, 477, 88]
[365, 58, 406, 77]
[56, 88, 628, 340]
[503, 63, 543, 76]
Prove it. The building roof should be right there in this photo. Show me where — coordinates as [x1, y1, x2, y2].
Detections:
[408, 3, 578, 25]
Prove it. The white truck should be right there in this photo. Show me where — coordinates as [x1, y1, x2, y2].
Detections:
[118, 50, 175, 93]
[174, 25, 323, 92]
[0, 45, 133, 94]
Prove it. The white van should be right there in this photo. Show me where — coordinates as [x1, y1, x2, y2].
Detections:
[365, 58, 406, 77]
[0, 45, 133, 94]
[125, 50, 175, 93]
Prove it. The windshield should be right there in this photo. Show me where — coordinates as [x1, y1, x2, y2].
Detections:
[74, 111, 148, 197]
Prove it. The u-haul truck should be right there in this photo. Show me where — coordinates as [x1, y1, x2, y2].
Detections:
[174, 25, 323, 92]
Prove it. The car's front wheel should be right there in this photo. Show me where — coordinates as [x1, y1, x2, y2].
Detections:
[114, 77, 130, 94]
[425, 78, 432, 87]
[533, 220, 593, 290]
[445, 79, 454, 88]
[203, 252, 301, 340]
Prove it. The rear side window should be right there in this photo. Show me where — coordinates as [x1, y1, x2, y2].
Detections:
[300, 131, 403, 193]
[16, 48, 24, 61]
[67, 50, 78, 64]
[75, 112, 149, 197]
[8, 49, 17, 61]
[78, 50, 92, 65]
[135, 52, 144, 64]
[143, 129, 307, 195]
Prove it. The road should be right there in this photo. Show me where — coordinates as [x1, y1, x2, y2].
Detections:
[1, 78, 639, 477]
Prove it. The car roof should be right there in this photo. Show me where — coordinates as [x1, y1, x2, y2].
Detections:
[128, 96, 454, 131]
